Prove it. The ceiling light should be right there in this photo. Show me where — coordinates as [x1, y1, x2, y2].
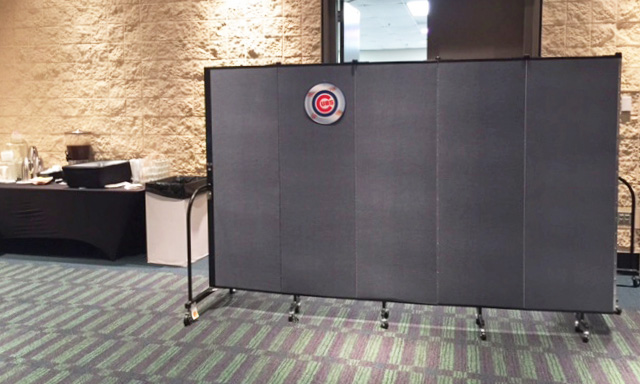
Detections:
[407, 1, 430, 17]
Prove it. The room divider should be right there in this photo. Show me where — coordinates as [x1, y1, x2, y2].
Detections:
[185, 56, 621, 342]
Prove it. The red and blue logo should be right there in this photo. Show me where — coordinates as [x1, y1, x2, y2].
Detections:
[305, 83, 346, 125]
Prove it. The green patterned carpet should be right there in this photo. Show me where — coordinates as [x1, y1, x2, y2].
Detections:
[1, 258, 640, 384]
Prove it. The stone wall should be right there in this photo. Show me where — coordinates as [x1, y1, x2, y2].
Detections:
[542, 0, 640, 250]
[0, 0, 322, 175]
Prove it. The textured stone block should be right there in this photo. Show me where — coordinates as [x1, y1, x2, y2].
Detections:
[620, 118, 640, 140]
[591, 46, 619, 56]
[542, 2, 566, 26]
[591, 23, 616, 47]
[619, 47, 640, 67]
[618, 23, 640, 46]
[0, 118, 19, 134]
[565, 24, 591, 48]
[140, 3, 210, 23]
[301, 56, 321, 64]
[125, 98, 145, 117]
[94, 134, 143, 156]
[225, 0, 282, 19]
[302, 0, 321, 16]
[143, 116, 204, 136]
[567, 1, 591, 25]
[619, 0, 640, 23]
[110, 61, 143, 81]
[142, 79, 202, 99]
[111, 117, 143, 135]
[283, 0, 302, 17]
[622, 66, 640, 91]
[24, 134, 65, 152]
[140, 60, 208, 80]
[562, 47, 594, 56]
[542, 25, 566, 50]
[166, 151, 206, 174]
[592, 0, 617, 23]
[0, 10, 14, 31]
[283, 17, 301, 36]
[302, 14, 321, 34]
[283, 36, 302, 57]
[144, 97, 204, 117]
[143, 134, 202, 154]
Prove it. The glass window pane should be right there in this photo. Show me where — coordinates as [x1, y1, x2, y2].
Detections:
[342, 0, 428, 63]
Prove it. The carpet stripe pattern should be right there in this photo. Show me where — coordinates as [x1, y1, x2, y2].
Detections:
[1, 259, 640, 383]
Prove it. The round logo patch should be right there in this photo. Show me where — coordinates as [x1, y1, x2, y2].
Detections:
[304, 83, 346, 125]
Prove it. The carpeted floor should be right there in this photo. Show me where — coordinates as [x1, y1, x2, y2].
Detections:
[1, 257, 640, 384]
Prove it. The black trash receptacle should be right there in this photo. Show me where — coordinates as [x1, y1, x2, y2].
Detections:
[145, 176, 208, 266]
[145, 176, 207, 199]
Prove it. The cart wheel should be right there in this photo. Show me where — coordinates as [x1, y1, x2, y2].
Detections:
[480, 331, 487, 341]
[294, 303, 301, 314]
[381, 310, 389, 319]
[288, 314, 299, 323]
[581, 332, 590, 343]
[632, 276, 640, 288]
[380, 319, 389, 329]
[183, 314, 193, 327]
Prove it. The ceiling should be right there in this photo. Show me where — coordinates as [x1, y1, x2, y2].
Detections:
[346, 0, 427, 51]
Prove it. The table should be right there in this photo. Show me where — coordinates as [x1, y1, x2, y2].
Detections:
[0, 183, 146, 260]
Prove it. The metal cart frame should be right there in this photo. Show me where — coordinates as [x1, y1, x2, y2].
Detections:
[617, 176, 640, 287]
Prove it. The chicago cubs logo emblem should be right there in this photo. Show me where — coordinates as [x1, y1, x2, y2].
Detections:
[304, 83, 346, 125]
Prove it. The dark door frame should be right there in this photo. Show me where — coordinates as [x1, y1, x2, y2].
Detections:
[322, 0, 542, 63]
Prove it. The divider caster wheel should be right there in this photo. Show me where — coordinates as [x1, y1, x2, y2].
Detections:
[479, 329, 486, 341]
[615, 307, 622, 315]
[183, 314, 194, 327]
[581, 331, 590, 343]
[380, 318, 389, 329]
[633, 276, 640, 288]
[229, 288, 237, 295]
[574, 313, 590, 342]
[288, 296, 300, 322]
[574, 321, 581, 333]
[381, 309, 389, 319]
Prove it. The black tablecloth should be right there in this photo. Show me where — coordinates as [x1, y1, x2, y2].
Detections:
[0, 183, 146, 260]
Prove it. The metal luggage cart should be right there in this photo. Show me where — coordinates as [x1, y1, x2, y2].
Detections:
[617, 177, 640, 287]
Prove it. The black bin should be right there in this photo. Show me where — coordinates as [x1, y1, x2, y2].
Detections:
[145, 176, 207, 199]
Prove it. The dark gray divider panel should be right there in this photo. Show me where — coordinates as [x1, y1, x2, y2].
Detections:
[355, 63, 438, 304]
[210, 67, 281, 292]
[524, 58, 619, 312]
[278, 66, 356, 298]
[437, 60, 526, 308]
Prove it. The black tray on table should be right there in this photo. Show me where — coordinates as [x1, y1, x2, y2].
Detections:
[63, 160, 132, 188]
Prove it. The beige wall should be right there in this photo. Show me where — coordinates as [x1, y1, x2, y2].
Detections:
[0, 0, 322, 175]
[542, 0, 640, 249]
